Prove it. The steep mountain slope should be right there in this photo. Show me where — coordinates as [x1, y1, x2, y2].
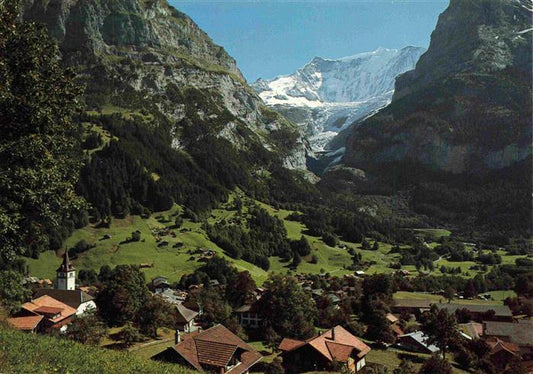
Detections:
[22, 0, 313, 220]
[335, 0, 532, 235]
[252, 47, 425, 152]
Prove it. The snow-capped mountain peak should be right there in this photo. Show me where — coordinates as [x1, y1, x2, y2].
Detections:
[252, 46, 426, 154]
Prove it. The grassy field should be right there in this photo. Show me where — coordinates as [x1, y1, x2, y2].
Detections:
[24, 195, 523, 287]
[366, 347, 469, 374]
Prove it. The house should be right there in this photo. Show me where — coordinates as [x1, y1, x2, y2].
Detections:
[234, 304, 263, 328]
[486, 338, 521, 370]
[397, 331, 439, 354]
[151, 276, 171, 293]
[391, 299, 432, 318]
[7, 314, 44, 333]
[152, 324, 262, 373]
[435, 303, 513, 322]
[176, 303, 199, 333]
[459, 322, 484, 340]
[19, 295, 77, 332]
[279, 325, 371, 373]
[484, 320, 533, 356]
[33, 288, 95, 316]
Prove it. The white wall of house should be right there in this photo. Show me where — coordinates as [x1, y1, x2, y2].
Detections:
[76, 301, 97, 316]
[356, 357, 366, 372]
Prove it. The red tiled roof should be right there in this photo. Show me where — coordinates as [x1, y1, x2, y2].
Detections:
[22, 295, 76, 323]
[195, 339, 237, 366]
[7, 315, 44, 331]
[279, 338, 306, 352]
[391, 324, 404, 336]
[386, 313, 399, 324]
[325, 341, 354, 361]
[172, 324, 262, 373]
[280, 326, 371, 362]
[34, 306, 63, 315]
[487, 338, 520, 356]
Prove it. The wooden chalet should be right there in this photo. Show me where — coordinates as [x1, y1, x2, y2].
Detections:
[279, 325, 371, 373]
[152, 324, 262, 374]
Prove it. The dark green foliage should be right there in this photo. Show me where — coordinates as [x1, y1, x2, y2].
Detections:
[418, 354, 452, 374]
[119, 322, 142, 348]
[256, 274, 317, 340]
[420, 305, 459, 359]
[0, 1, 85, 263]
[96, 265, 149, 326]
[66, 310, 108, 346]
[0, 270, 30, 313]
[136, 295, 177, 338]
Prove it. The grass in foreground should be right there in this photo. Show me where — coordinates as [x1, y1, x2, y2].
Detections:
[0, 327, 192, 374]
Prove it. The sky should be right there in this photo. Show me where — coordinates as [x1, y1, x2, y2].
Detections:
[170, 0, 449, 82]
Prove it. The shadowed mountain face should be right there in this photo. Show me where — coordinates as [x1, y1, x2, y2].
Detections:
[327, 0, 532, 235]
[344, 0, 532, 175]
[21, 0, 314, 220]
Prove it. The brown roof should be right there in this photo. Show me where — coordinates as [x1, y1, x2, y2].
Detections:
[22, 295, 76, 323]
[34, 306, 63, 315]
[279, 338, 306, 352]
[176, 303, 199, 324]
[171, 324, 262, 373]
[280, 326, 371, 362]
[435, 303, 512, 317]
[459, 322, 484, 339]
[484, 321, 533, 347]
[386, 313, 399, 324]
[33, 289, 94, 309]
[57, 250, 74, 272]
[391, 324, 404, 336]
[393, 299, 432, 309]
[7, 315, 44, 331]
[487, 338, 520, 356]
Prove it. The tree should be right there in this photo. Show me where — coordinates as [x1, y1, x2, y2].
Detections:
[444, 287, 455, 303]
[418, 355, 452, 374]
[119, 322, 141, 348]
[372, 241, 379, 251]
[291, 252, 301, 268]
[136, 295, 176, 338]
[0, 270, 30, 313]
[256, 274, 317, 340]
[96, 265, 148, 326]
[0, 0, 85, 264]
[394, 360, 416, 374]
[225, 271, 256, 308]
[66, 310, 108, 346]
[420, 305, 459, 359]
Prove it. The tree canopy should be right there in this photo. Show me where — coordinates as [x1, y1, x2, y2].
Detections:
[0, 0, 84, 264]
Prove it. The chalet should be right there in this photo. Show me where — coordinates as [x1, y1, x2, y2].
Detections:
[386, 313, 404, 337]
[152, 324, 262, 373]
[391, 299, 432, 318]
[176, 303, 199, 333]
[459, 322, 484, 340]
[7, 314, 44, 333]
[486, 338, 521, 370]
[151, 276, 171, 293]
[19, 295, 77, 332]
[435, 303, 513, 322]
[279, 325, 371, 373]
[234, 304, 263, 328]
[397, 331, 439, 354]
[33, 289, 95, 316]
[484, 320, 533, 356]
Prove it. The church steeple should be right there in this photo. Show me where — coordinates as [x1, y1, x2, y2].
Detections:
[56, 250, 75, 290]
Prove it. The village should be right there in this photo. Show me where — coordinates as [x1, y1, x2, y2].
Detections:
[5, 249, 532, 374]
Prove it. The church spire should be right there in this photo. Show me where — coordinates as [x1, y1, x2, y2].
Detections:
[57, 250, 75, 273]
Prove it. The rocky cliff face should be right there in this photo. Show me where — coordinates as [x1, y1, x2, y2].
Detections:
[344, 0, 532, 175]
[23, 0, 310, 170]
[253, 47, 425, 152]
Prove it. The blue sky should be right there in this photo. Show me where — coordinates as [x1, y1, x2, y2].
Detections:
[170, 1, 449, 82]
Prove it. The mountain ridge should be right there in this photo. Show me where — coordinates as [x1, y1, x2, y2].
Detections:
[252, 46, 425, 153]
